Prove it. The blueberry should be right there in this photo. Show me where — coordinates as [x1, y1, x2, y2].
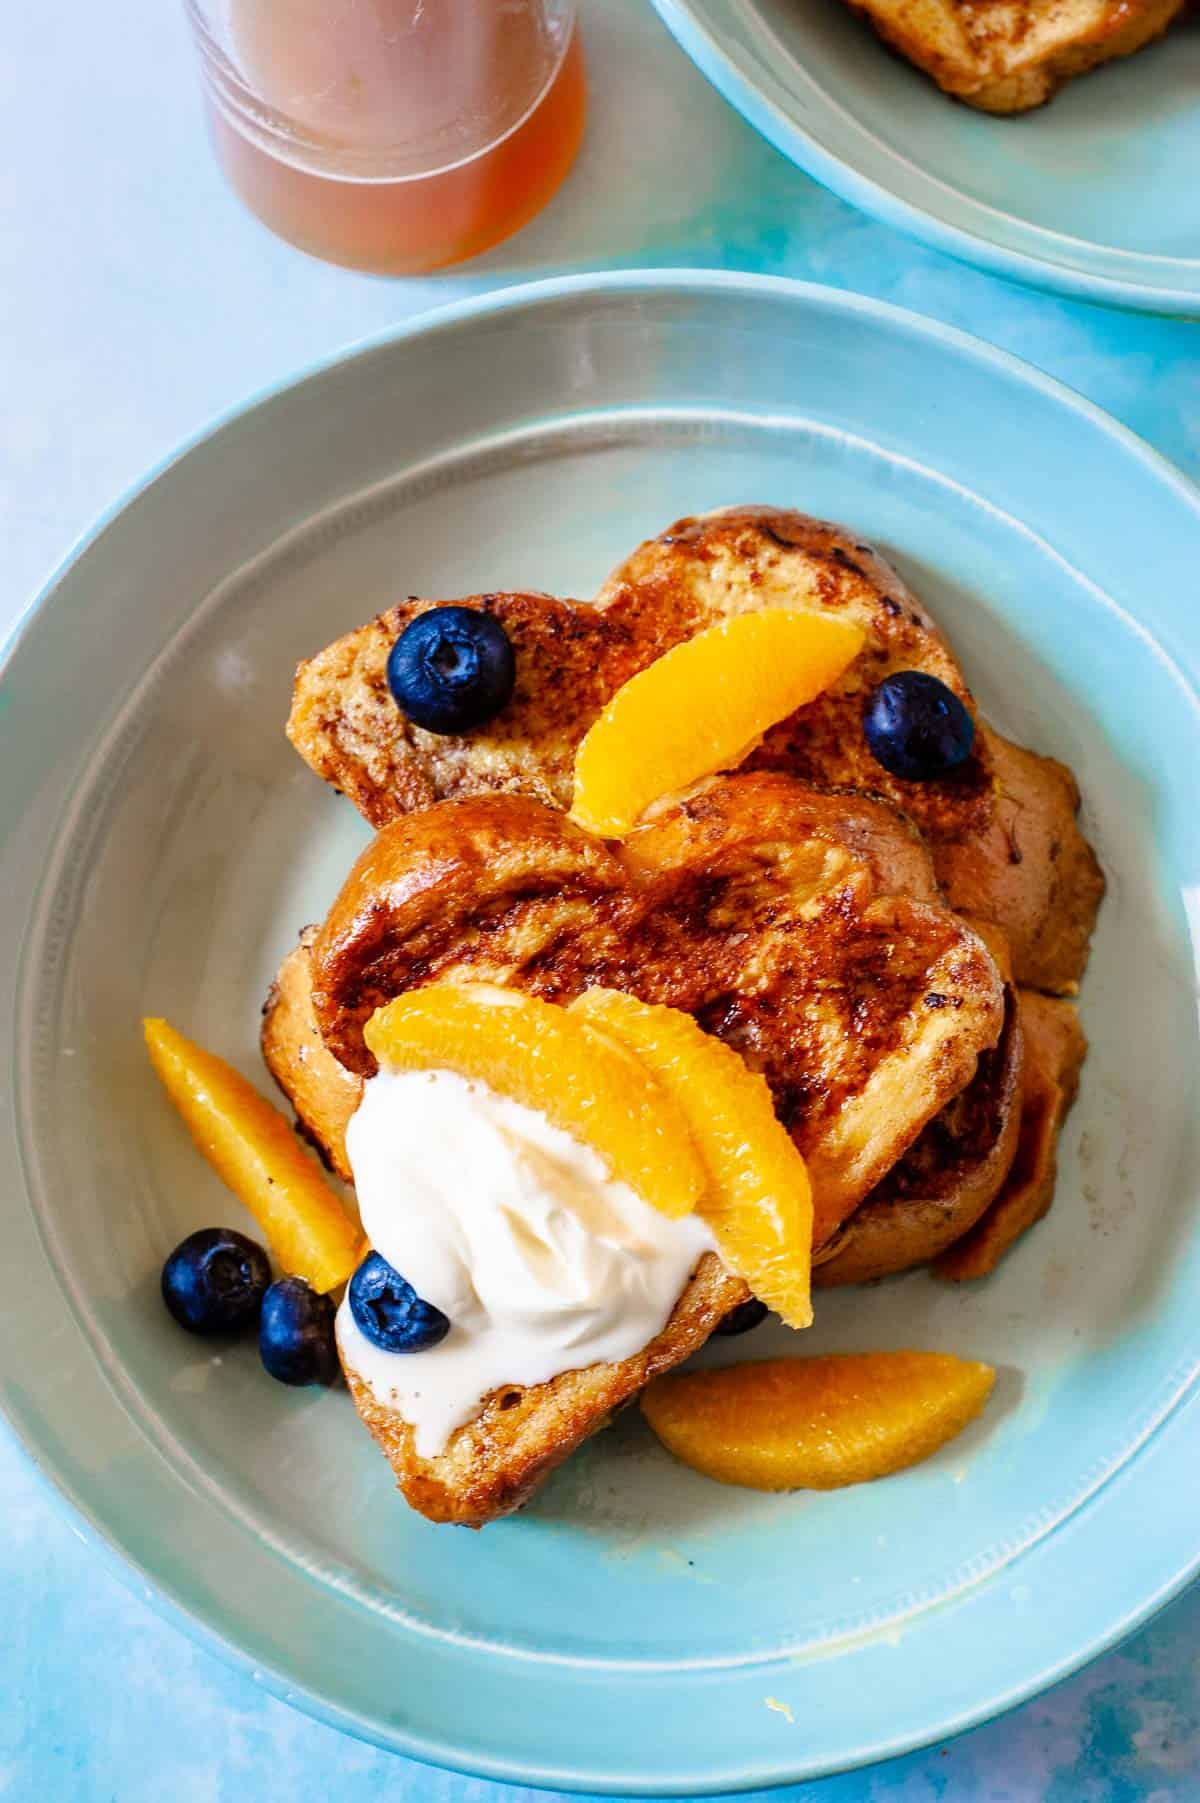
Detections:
[259, 1277, 339, 1386]
[161, 1227, 270, 1336]
[863, 671, 976, 782]
[386, 607, 516, 734]
[714, 1297, 769, 1336]
[349, 1252, 451, 1353]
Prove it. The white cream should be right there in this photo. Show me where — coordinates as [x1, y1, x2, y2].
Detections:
[336, 1067, 714, 1458]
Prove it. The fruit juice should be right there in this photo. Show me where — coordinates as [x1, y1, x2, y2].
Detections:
[194, 0, 585, 273]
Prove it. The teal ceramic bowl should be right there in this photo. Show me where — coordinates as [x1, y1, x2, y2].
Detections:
[650, 0, 1200, 313]
[2, 273, 1199, 1790]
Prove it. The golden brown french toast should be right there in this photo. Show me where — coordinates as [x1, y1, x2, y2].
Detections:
[342, 1253, 748, 1526]
[813, 929, 1024, 1284]
[262, 778, 1013, 1524]
[309, 777, 1007, 1247]
[257, 897, 1079, 1527]
[260, 953, 1022, 1525]
[841, 0, 1186, 113]
[936, 990, 1087, 1278]
[261, 931, 359, 1185]
[262, 932, 752, 1524]
[266, 919, 1024, 1287]
[287, 508, 1103, 993]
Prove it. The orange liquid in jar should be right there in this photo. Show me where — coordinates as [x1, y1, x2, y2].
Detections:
[204, 1, 586, 273]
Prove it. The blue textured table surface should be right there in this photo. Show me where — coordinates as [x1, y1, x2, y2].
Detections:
[3, 1, 1198, 1797]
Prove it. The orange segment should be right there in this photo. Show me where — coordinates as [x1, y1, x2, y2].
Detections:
[143, 1018, 363, 1293]
[569, 988, 812, 1328]
[642, 1352, 995, 1491]
[569, 610, 865, 838]
[363, 983, 706, 1219]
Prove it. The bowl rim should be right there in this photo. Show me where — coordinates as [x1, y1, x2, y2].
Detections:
[4, 269, 1200, 1790]
[6, 268, 1200, 692]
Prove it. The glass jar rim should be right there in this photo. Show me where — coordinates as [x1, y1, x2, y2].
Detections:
[184, 0, 579, 184]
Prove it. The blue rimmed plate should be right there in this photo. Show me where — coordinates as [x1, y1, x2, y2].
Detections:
[1, 272, 1198, 1789]
[650, 0, 1200, 313]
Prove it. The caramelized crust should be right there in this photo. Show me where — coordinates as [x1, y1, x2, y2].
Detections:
[257, 804, 1080, 1284]
[260, 923, 1020, 1524]
[264, 903, 1023, 1276]
[260, 799, 1020, 1526]
[309, 775, 1006, 1247]
[606, 510, 1104, 991]
[287, 507, 1102, 993]
[287, 590, 664, 823]
[814, 983, 1023, 1283]
[309, 795, 627, 1070]
[619, 774, 940, 904]
[936, 991, 1087, 1278]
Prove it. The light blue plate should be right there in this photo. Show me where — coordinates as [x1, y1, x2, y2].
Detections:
[650, 0, 1200, 313]
[2, 272, 1199, 1790]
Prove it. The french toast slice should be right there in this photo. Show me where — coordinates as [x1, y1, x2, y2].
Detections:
[840, 0, 1186, 113]
[265, 919, 1022, 1283]
[309, 777, 1007, 1246]
[261, 944, 746, 1526]
[286, 508, 1103, 993]
[259, 933, 1072, 1523]
[262, 779, 1010, 1523]
[813, 927, 1024, 1284]
[341, 1252, 748, 1526]
[936, 990, 1087, 1278]
[261, 930, 359, 1186]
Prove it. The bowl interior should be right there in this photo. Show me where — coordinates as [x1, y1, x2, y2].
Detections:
[20, 408, 1200, 1664]
[4, 279, 1200, 1783]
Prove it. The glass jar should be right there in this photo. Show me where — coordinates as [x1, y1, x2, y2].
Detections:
[184, 0, 586, 273]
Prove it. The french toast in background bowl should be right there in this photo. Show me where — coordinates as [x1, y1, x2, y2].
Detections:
[840, 0, 1189, 114]
[646, 3, 1200, 313]
[143, 504, 1101, 1526]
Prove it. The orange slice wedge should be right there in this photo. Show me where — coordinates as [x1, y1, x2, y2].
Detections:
[641, 1352, 996, 1491]
[363, 983, 705, 1219]
[569, 988, 812, 1327]
[569, 609, 864, 838]
[143, 1018, 363, 1293]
